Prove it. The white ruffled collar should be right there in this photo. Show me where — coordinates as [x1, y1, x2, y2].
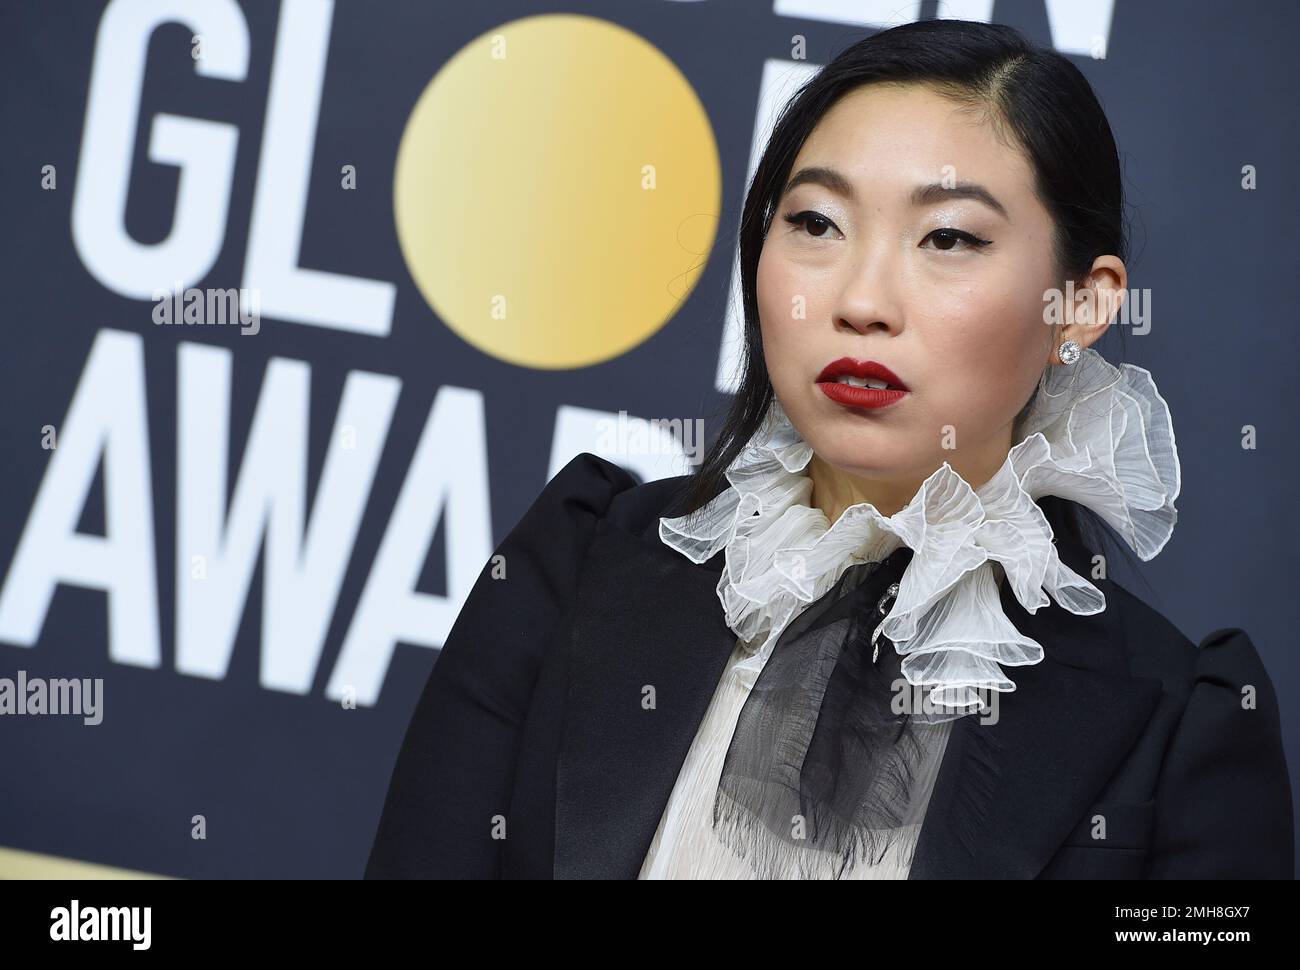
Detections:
[659, 347, 1181, 718]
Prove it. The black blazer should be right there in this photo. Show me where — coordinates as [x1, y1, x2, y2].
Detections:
[364, 452, 1295, 879]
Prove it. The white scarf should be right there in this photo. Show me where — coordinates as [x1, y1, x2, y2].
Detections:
[659, 347, 1181, 719]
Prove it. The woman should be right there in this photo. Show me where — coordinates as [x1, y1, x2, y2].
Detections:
[365, 19, 1293, 879]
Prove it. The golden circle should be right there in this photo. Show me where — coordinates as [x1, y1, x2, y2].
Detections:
[393, 14, 721, 369]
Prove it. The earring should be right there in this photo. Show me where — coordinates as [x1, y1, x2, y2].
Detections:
[1058, 339, 1081, 365]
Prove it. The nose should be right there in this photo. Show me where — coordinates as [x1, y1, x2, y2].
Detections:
[833, 246, 903, 337]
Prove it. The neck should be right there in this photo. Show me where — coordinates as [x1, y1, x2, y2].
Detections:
[807, 454, 923, 521]
[807, 422, 1016, 524]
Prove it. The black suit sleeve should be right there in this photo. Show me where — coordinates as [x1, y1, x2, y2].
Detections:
[363, 452, 639, 878]
[1144, 628, 1295, 878]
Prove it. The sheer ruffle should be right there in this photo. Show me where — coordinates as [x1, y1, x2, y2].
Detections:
[709, 555, 956, 878]
[659, 347, 1181, 720]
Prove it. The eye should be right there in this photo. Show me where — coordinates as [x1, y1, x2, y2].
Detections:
[921, 228, 992, 252]
[782, 210, 842, 240]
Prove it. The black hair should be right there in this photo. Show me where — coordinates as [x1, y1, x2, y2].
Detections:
[663, 18, 1152, 594]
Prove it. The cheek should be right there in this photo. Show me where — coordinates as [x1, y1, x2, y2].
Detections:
[920, 283, 1048, 420]
[756, 247, 803, 378]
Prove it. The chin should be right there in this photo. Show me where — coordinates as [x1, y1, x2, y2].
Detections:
[807, 438, 898, 477]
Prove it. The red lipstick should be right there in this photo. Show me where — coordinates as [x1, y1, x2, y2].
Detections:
[815, 358, 909, 410]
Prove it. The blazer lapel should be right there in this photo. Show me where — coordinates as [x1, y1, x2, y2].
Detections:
[907, 536, 1165, 879]
[553, 517, 737, 878]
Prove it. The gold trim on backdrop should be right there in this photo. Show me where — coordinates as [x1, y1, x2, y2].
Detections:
[0, 846, 170, 880]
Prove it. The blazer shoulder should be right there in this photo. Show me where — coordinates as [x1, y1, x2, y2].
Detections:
[541, 451, 643, 513]
[1091, 580, 1295, 877]
[1098, 576, 1277, 702]
[528, 455, 709, 548]
[602, 466, 697, 541]
[1143, 623, 1294, 877]
[503, 452, 645, 545]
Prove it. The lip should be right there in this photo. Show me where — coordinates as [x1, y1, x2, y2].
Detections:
[815, 357, 910, 411]
[815, 358, 909, 389]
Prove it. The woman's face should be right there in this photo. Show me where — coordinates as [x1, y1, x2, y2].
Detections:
[757, 82, 1061, 493]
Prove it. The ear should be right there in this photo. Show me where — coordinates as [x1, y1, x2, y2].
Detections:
[1058, 255, 1127, 361]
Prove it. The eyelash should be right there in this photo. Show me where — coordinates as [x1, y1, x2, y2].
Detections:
[781, 210, 993, 251]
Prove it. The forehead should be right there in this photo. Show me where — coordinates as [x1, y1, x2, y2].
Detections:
[789, 82, 1038, 204]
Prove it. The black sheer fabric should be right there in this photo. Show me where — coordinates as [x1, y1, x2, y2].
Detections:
[711, 545, 958, 878]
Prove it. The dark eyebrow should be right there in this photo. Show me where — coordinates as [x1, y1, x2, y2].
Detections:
[910, 181, 1009, 220]
[782, 166, 857, 202]
[783, 166, 1010, 221]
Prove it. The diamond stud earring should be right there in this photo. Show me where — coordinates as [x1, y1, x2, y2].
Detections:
[1058, 339, 1081, 365]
